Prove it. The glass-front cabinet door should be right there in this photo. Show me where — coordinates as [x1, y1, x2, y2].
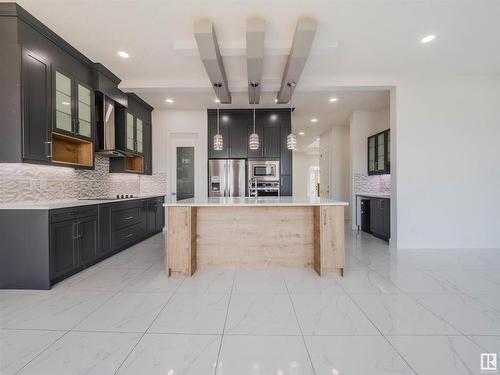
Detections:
[368, 136, 376, 173]
[376, 133, 385, 172]
[77, 84, 91, 138]
[136, 118, 143, 153]
[126, 112, 135, 151]
[55, 71, 72, 133]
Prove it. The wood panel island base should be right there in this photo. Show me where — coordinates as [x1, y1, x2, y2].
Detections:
[165, 197, 349, 277]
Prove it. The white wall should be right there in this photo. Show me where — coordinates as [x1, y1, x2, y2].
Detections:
[395, 76, 500, 248]
[293, 152, 319, 197]
[319, 126, 351, 219]
[350, 108, 390, 176]
[152, 110, 208, 199]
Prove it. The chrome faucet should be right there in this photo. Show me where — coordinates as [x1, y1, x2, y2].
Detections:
[250, 177, 258, 198]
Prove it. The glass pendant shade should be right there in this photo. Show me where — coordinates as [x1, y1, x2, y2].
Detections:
[213, 134, 223, 151]
[287, 133, 297, 151]
[249, 133, 259, 150]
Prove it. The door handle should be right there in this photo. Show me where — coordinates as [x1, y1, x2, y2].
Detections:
[45, 141, 52, 158]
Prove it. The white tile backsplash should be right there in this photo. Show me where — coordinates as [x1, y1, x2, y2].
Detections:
[0, 156, 167, 204]
[353, 173, 391, 195]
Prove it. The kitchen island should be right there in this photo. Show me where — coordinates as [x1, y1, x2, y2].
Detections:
[164, 197, 348, 277]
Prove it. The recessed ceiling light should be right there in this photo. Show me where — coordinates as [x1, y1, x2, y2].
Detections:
[420, 35, 435, 44]
[310, 118, 318, 123]
[274, 98, 278, 103]
[299, 132, 305, 135]
[165, 98, 174, 103]
[118, 51, 129, 58]
[329, 97, 338, 102]
[214, 98, 220, 103]
[270, 114, 278, 121]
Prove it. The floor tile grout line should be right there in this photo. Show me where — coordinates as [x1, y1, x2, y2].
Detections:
[337, 278, 419, 375]
[212, 270, 236, 375]
[10, 256, 160, 374]
[112, 268, 185, 375]
[365, 264, 471, 338]
[281, 269, 318, 375]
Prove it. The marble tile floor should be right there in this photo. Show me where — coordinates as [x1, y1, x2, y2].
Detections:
[1, 230, 500, 374]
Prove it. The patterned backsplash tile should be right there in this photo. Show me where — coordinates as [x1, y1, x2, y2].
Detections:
[353, 173, 391, 195]
[0, 156, 167, 204]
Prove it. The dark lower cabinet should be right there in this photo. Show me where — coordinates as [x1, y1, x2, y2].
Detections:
[50, 212, 97, 281]
[370, 198, 390, 241]
[50, 220, 78, 280]
[98, 204, 113, 256]
[78, 216, 98, 266]
[147, 197, 165, 235]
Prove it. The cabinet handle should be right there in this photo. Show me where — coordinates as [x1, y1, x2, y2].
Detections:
[123, 216, 134, 220]
[45, 141, 52, 158]
[125, 233, 136, 238]
[72, 222, 78, 240]
[78, 222, 83, 238]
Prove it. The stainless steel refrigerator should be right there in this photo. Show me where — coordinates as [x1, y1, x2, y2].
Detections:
[208, 159, 246, 197]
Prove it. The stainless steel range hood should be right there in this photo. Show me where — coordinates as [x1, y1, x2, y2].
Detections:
[95, 94, 128, 157]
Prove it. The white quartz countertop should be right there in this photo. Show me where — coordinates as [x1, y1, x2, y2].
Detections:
[164, 196, 349, 207]
[355, 193, 391, 199]
[0, 195, 166, 210]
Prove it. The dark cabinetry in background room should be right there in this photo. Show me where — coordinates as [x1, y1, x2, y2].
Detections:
[368, 129, 390, 175]
[370, 198, 390, 241]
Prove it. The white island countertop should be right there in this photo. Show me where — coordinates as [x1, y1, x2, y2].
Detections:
[164, 196, 349, 207]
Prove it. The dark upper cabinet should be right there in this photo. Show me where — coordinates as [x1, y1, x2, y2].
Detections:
[280, 125, 292, 176]
[78, 216, 98, 266]
[111, 94, 153, 174]
[368, 129, 390, 175]
[230, 123, 249, 158]
[50, 220, 78, 280]
[263, 126, 280, 158]
[21, 48, 52, 163]
[53, 69, 93, 140]
[143, 122, 153, 175]
[370, 198, 390, 241]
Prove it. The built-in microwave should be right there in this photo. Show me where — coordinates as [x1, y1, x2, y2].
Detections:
[248, 160, 280, 182]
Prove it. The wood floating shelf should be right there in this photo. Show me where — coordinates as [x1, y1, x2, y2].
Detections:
[125, 154, 144, 173]
[51, 132, 93, 167]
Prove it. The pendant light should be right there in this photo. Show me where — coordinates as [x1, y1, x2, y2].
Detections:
[249, 82, 260, 150]
[286, 81, 297, 151]
[213, 83, 223, 151]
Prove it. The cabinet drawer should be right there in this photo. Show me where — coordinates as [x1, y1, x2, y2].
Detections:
[50, 206, 98, 223]
[112, 223, 141, 250]
[112, 207, 141, 230]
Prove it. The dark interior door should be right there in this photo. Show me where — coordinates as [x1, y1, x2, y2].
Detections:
[176, 147, 195, 200]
